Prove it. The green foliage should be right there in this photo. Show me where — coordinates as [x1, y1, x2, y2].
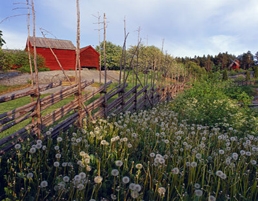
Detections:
[171, 75, 257, 134]
[246, 70, 251, 81]
[0, 50, 12, 71]
[253, 66, 258, 78]
[0, 50, 48, 72]
[184, 61, 206, 80]
[222, 69, 228, 81]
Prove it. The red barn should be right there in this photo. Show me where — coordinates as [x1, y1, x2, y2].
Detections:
[26, 37, 100, 71]
[26, 36, 76, 70]
[80, 45, 100, 70]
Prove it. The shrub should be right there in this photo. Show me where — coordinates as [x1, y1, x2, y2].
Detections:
[222, 69, 228, 81]
[246, 71, 251, 81]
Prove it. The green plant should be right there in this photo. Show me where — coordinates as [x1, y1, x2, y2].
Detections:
[246, 71, 251, 81]
[222, 69, 228, 81]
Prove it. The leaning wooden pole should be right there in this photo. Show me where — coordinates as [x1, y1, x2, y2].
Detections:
[31, 0, 41, 137]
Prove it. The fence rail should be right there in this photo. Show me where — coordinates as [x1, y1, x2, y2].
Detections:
[0, 79, 185, 154]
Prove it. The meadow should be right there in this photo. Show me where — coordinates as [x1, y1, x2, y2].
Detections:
[0, 74, 258, 201]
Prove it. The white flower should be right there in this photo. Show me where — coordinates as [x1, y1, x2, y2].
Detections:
[115, 160, 123, 167]
[111, 169, 119, 176]
[94, 176, 103, 184]
[57, 137, 63, 142]
[135, 163, 143, 169]
[55, 153, 61, 159]
[195, 189, 203, 197]
[122, 176, 130, 184]
[158, 187, 166, 196]
[54, 161, 60, 167]
[29, 147, 36, 154]
[15, 144, 21, 150]
[194, 183, 201, 189]
[130, 190, 139, 199]
[195, 153, 202, 160]
[54, 146, 59, 151]
[171, 167, 180, 174]
[63, 176, 70, 182]
[191, 161, 197, 167]
[208, 195, 216, 201]
[77, 183, 85, 190]
[218, 150, 224, 155]
[40, 180, 48, 188]
[27, 172, 33, 179]
[79, 172, 86, 179]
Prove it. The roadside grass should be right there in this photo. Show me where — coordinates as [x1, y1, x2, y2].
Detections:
[0, 84, 31, 95]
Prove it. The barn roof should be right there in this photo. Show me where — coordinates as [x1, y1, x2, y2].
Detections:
[27, 36, 76, 50]
[80, 45, 100, 55]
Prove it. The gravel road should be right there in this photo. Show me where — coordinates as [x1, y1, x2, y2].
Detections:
[0, 69, 120, 86]
[0, 70, 120, 95]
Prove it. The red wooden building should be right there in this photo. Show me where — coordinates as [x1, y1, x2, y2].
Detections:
[26, 37, 99, 71]
[80, 45, 100, 70]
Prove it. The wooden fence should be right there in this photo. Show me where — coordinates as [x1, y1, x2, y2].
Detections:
[0, 79, 185, 154]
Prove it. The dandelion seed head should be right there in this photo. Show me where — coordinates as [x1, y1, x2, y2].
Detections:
[171, 167, 180, 174]
[94, 176, 103, 184]
[54, 146, 59, 150]
[79, 172, 86, 179]
[40, 180, 48, 188]
[208, 195, 216, 201]
[195, 189, 203, 197]
[15, 144, 21, 150]
[191, 161, 197, 168]
[29, 147, 36, 154]
[115, 160, 123, 167]
[55, 153, 61, 159]
[27, 172, 33, 179]
[122, 176, 130, 184]
[130, 190, 139, 199]
[111, 169, 119, 176]
[158, 187, 166, 196]
[63, 176, 70, 182]
[54, 161, 60, 167]
[135, 163, 143, 169]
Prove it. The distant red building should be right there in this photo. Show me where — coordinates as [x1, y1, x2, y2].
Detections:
[26, 37, 99, 71]
[229, 59, 240, 70]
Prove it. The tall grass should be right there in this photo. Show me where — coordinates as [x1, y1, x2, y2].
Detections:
[0, 73, 257, 200]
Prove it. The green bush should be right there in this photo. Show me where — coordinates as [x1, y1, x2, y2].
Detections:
[246, 71, 251, 81]
[254, 66, 258, 78]
[222, 69, 228, 81]
[170, 75, 257, 134]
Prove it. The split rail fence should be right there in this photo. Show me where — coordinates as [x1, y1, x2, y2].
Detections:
[0, 79, 185, 154]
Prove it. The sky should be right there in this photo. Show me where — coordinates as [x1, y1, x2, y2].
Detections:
[0, 0, 258, 58]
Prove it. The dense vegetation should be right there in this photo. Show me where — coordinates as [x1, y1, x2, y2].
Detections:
[0, 73, 257, 200]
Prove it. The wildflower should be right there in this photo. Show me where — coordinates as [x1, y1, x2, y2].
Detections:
[245, 151, 251, 156]
[195, 153, 202, 160]
[191, 161, 197, 167]
[35, 143, 42, 149]
[63, 176, 70, 182]
[194, 183, 201, 189]
[86, 165, 92, 171]
[171, 167, 180, 174]
[232, 152, 238, 160]
[132, 133, 138, 138]
[115, 160, 123, 167]
[27, 172, 33, 179]
[218, 150, 224, 155]
[158, 158, 165, 164]
[40, 180, 48, 188]
[15, 144, 21, 150]
[49, 127, 54, 132]
[79, 172, 86, 179]
[208, 195, 216, 201]
[46, 131, 51, 136]
[55, 153, 61, 159]
[62, 162, 68, 167]
[54, 161, 60, 167]
[54, 146, 59, 151]
[111, 169, 119, 176]
[240, 150, 246, 155]
[42, 145, 47, 150]
[129, 183, 136, 190]
[130, 190, 139, 198]
[122, 176, 130, 184]
[77, 183, 85, 190]
[111, 194, 117, 200]
[57, 137, 63, 142]
[195, 189, 203, 197]
[29, 147, 36, 154]
[36, 140, 42, 144]
[158, 187, 166, 196]
[135, 163, 143, 169]
[127, 143, 132, 148]
[250, 160, 257, 165]
[94, 176, 103, 184]
[133, 184, 141, 192]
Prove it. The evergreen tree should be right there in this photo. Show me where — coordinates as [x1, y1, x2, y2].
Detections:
[0, 30, 6, 48]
